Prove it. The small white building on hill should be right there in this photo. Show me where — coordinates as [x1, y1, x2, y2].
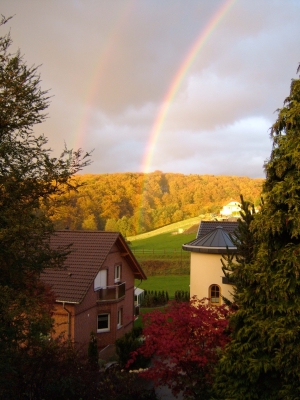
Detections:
[220, 201, 241, 217]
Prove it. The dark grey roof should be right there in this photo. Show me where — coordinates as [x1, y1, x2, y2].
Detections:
[182, 226, 237, 254]
[196, 220, 238, 239]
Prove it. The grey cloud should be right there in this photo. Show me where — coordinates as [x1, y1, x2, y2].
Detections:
[1, 0, 300, 178]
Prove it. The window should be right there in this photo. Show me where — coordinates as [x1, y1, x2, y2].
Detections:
[97, 313, 110, 332]
[210, 284, 221, 304]
[114, 264, 121, 283]
[94, 269, 107, 290]
[117, 309, 122, 329]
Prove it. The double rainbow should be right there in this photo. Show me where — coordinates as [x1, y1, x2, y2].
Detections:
[142, 0, 237, 173]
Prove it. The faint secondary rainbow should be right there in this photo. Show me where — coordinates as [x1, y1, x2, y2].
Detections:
[72, 0, 136, 152]
[141, 0, 237, 174]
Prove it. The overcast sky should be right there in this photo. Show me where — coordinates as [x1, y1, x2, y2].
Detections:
[2, 0, 300, 178]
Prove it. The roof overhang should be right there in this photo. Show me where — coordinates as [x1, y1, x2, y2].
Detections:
[182, 244, 237, 254]
[117, 234, 147, 280]
[56, 300, 80, 305]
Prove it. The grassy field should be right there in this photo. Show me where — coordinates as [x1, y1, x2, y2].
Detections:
[128, 231, 196, 270]
[128, 230, 195, 275]
[128, 219, 196, 328]
[129, 231, 196, 253]
[127, 216, 201, 241]
[127, 219, 198, 276]
[135, 275, 190, 298]
[127, 217, 199, 276]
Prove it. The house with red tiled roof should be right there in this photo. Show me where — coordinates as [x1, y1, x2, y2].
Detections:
[182, 221, 238, 305]
[41, 231, 146, 353]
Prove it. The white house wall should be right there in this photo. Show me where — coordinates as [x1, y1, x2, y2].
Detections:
[190, 252, 234, 304]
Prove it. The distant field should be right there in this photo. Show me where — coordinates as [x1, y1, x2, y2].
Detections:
[129, 231, 196, 255]
[129, 231, 194, 276]
[135, 275, 190, 298]
[127, 216, 201, 241]
[128, 217, 199, 275]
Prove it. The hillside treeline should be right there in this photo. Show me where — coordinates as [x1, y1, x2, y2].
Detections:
[49, 172, 263, 236]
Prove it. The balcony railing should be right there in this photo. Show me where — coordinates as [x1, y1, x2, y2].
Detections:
[97, 282, 126, 302]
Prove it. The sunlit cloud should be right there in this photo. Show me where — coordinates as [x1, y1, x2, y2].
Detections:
[2, 0, 300, 178]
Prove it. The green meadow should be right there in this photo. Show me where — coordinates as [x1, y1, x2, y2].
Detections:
[127, 216, 200, 241]
[131, 219, 195, 306]
[129, 229, 195, 275]
[128, 216, 199, 261]
[130, 231, 196, 253]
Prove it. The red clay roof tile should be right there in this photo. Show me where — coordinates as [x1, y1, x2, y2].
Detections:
[41, 231, 146, 303]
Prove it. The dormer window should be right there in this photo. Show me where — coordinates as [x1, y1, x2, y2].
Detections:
[114, 264, 121, 283]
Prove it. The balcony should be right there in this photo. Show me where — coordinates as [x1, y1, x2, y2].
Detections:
[97, 282, 126, 302]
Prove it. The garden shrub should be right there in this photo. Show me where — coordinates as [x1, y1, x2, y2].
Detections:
[174, 290, 190, 302]
[115, 327, 148, 369]
[142, 290, 169, 307]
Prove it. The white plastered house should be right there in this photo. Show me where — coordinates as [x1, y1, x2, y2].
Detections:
[220, 201, 241, 218]
[182, 221, 238, 305]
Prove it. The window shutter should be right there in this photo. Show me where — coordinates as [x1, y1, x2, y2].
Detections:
[94, 269, 107, 290]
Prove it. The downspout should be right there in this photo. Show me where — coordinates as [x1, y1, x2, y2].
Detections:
[63, 302, 72, 339]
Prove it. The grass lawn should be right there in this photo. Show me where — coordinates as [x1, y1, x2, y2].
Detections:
[135, 275, 190, 299]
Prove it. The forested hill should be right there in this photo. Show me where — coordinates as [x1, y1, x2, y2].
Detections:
[50, 172, 264, 236]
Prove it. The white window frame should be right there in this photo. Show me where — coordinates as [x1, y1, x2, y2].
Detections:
[210, 284, 221, 305]
[114, 264, 121, 283]
[97, 313, 110, 333]
[117, 308, 123, 329]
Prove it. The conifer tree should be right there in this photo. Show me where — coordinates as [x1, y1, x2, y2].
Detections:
[221, 194, 256, 307]
[214, 66, 300, 399]
[0, 16, 90, 390]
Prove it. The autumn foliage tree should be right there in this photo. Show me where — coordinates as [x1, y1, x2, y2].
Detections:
[48, 172, 263, 236]
[127, 298, 231, 399]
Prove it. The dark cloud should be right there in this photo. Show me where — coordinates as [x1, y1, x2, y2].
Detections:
[1, 0, 300, 178]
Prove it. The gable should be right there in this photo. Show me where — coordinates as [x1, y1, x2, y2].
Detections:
[41, 230, 146, 304]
